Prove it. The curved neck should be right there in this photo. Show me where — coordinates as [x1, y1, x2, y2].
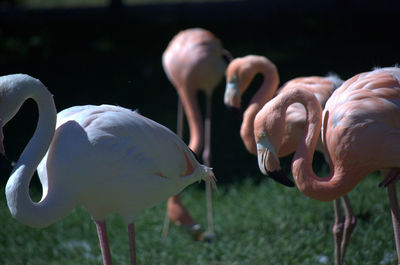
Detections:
[5, 79, 70, 228]
[177, 88, 204, 155]
[281, 89, 351, 201]
[247, 61, 279, 106]
[241, 60, 279, 154]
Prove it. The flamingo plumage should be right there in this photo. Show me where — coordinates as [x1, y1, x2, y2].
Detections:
[2, 74, 216, 265]
[254, 67, 400, 264]
[162, 28, 231, 240]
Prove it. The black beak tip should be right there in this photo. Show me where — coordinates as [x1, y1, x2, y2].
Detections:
[267, 170, 295, 187]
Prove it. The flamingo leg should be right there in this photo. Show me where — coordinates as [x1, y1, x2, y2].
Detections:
[128, 223, 137, 265]
[203, 94, 214, 239]
[202, 94, 211, 166]
[340, 194, 356, 263]
[380, 168, 400, 187]
[95, 220, 113, 265]
[163, 99, 202, 240]
[177, 97, 184, 139]
[162, 98, 185, 239]
[161, 207, 170, 239]
[387, 181, 400, 265]
[332, 199, 344, 265]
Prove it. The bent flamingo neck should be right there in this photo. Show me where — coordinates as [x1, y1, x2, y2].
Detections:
[5, 76, 74, 228]
[241, 57, 279, 154]
[279, 89, 358, 201]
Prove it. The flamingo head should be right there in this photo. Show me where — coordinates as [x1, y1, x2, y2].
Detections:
[255, 133, 294, 187]
[224, 55, 262, 111]
[254, 100, 294, 187]
[224, 74, 241, 110]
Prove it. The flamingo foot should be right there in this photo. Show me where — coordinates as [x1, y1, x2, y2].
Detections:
[182, 223, 213, 242]
[167, 195, 210, 241]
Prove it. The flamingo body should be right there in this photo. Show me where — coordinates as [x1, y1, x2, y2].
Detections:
[323, 68, 400, 184]
[163, 28, 228, 98]
[274, 75, 343, 157]
[41, 105, 210, 223]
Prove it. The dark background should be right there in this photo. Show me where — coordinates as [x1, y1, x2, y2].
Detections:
[1, 0, 399, 186]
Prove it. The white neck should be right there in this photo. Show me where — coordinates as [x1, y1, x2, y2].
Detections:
[4, 75, 69, 228]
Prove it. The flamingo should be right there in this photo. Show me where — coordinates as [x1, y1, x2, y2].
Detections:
[2, 74, 216, 265]
[162, 27, 231, 240]
[254, 74, 358, 265]
[254, 67, 400, 264]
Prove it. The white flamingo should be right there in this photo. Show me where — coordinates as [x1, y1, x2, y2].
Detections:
[2, 74, 216, 265]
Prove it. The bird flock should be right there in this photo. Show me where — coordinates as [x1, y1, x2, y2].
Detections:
[1, 28, 400, 265]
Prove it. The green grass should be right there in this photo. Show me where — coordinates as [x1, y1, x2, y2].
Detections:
[0, 172, 397, 265]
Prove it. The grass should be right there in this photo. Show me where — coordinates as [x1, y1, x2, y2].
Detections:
[0, 172, 397, 265]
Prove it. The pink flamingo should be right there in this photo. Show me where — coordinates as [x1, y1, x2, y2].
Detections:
[2, 74, 216, 265]
[255, 75, 357, 265]
[162, 28, 231, 240]
[254, 67, 400, 265]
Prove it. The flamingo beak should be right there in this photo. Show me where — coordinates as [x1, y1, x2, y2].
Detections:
[266, 169, 295, 187]
[224, 79, 241, 110]
[224, 79, 242, 124]
[256, 139, 294, 187]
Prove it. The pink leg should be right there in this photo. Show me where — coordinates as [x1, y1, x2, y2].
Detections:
[95, 220, 113, 265]
[128, 223, 136, 265]
[202, 94, 212, 166]
[340, 194, 356, 263]
[203, 94, 214, 239]
[177, 97, 184, 138]
[388, 183, 400, 265]
[332, 199, 344, 265]
[380, 168, 400, 187]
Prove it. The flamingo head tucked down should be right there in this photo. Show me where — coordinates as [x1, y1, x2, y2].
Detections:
[224, 74, 241, 110]
[254, 99, 294, 187]
[224, 56, 257, 111]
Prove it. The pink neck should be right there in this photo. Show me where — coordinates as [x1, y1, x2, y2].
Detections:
[241, 63, 279, 154]
[271, 88, 355, 201]
[177, 88, 204, 155]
